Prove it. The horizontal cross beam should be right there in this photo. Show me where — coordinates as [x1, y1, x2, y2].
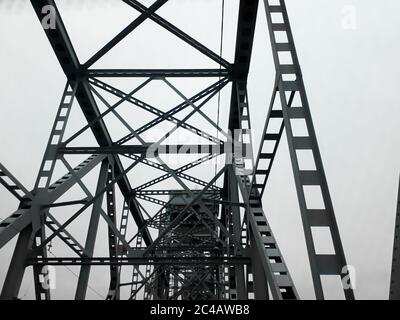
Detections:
[58, 145, 224, 155]
[89, 69, 230, 78]
[135, 190, 220, 196]
[28, 256, 250, 266]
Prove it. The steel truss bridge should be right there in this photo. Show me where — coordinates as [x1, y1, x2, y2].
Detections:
[0, 0, 398, 300]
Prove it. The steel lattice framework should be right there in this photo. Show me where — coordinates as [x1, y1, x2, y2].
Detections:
[0, 0, 359, 300]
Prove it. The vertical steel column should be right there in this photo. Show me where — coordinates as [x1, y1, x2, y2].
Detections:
[75, 160, 109, 300]
[129, 232, 144, 300]
[0, 226, 33, 299]
[106, 163, 120, 300]
[228, 166, 247, 299]
[31, 82, 77, 300]
[32, 225, 51, 300]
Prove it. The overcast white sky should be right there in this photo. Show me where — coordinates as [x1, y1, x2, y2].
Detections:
[0, 0, 399, 300]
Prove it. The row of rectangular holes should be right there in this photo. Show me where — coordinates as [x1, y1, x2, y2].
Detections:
[257, 110, 282, 177]
[269, 3, 291, 68]
[239, 129, 253, 173]
[248, 267, 255, 299]
[274, 33, 293, 66]
[285, 94, 327, 226]
[51, 107, 69, 144]
[303, 184, 336, 254]
[39, 160, 65, 188]
[39, 156, 87, 187]
[253, 38, 334, 257]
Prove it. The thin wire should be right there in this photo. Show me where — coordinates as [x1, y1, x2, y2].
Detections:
[214, 0, 225, 185]
[47, 249, 106, 300]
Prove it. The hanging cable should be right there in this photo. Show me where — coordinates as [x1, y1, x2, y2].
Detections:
[47, 250, 106, 300]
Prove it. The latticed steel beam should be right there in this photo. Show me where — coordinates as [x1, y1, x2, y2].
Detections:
[89, 69, 230, 78]
[260, 0, 354, 300]
[58, 145, 223, 155]
[28, 257, 251, 266]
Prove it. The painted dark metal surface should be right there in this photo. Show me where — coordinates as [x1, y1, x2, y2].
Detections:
[0, 0, 358, 300]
